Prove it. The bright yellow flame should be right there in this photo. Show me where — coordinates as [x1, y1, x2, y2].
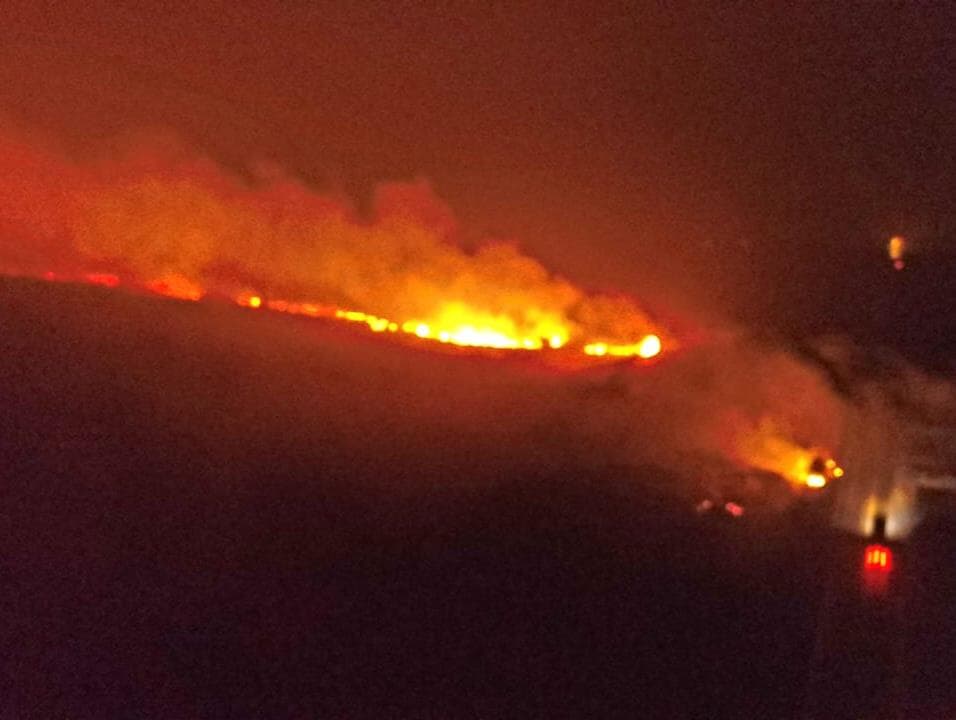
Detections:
[409, 302, 566, 350]
[805, 473, 827, 489]
[637, 334, 662, 359]
[236, 293, 263, 309]
[832, 467, 844, 478]
[584, 335, 661, 359]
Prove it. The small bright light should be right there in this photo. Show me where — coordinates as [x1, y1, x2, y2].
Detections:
[549, 335, 565, 349]
[237, 294, 263, 309]
[637, 334, 662, 359]
[805, 472, 827, 489]
[414, 323, 431, 338]
[832, 467, 844, 478]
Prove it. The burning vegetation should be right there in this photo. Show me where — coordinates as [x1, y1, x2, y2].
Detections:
[0, 128, 851, 502]
[733, 418, 843, 490]
[0, 131, 662, 361]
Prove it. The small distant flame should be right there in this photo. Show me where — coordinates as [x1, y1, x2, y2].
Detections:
[733, 419, 842, 489]
[145, 273, 204, 302]
[805, 472, 826, 489]
[84, 272, 120, 288]
[888, 235, 906, 271]
[584, 334, 662, 360]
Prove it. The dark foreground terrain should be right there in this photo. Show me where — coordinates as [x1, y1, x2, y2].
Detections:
[0, 278, 950, 718]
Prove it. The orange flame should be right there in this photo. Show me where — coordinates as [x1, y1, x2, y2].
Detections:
[42, 266, 666, 361]
[145, 273, 204, 302]
[888, 235, 906, 270]
[733, 419, 842, 489]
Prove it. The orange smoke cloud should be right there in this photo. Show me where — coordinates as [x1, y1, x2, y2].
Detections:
[0, 130, 666, 357]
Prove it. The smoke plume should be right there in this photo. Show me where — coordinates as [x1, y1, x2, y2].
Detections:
[0, 128, 662, 351]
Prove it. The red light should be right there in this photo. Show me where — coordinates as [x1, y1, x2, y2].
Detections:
[863, 544, 892, 572]
[85, 272, 121, 288]
[724, 501, 745, 517]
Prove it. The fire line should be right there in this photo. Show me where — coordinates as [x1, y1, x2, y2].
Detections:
[39, 270, 664, 361]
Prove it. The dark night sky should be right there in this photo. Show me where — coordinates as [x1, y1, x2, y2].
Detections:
[2, 1, 955, 357]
